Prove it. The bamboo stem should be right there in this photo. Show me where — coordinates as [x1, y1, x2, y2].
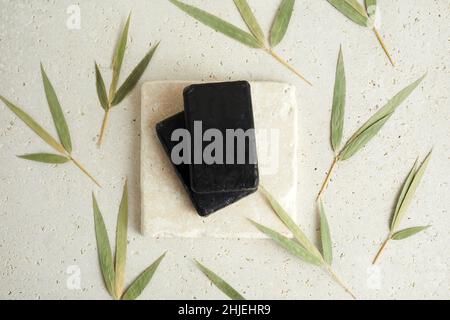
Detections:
[316, 157, 339, 201]
[265, 48, 313, 86]
[70, 156, 101, 187]
[325, 266, 357, 300]
[372, 236, 391, 265]
[373, 27, 395, 67]
[97, 109, 111, 147]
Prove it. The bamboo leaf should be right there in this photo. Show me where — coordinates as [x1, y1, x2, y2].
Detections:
[115, 181, 128, 297]
[339, 113, 391, 160]
[95, 63, 109, 111]
[169, 0, 262, 48]
[195, 260, 246, 300]
[339, 74, 426, 160]
[327, 0, 370, 27]
[110, 14, 131, 100]
[111, 42, 160, 106]
[391, 226, 430, 240]
[17, 153, 70, 164]
[391, 151, 432, 231]
[331, 46, 346, 152]
[121, 253, 166, 300]
[0, 95, 66, 154]
[351, 75, 425, 141]
[318, 201, 333, 265]
[249, 219, 324, 266]
[260, 186, 324, 261]
[234, 0, 265, 44]
[40, 64, 72, 153]
[390, 159, 418, 231]
[270, 0, 295, 47]
[365, 0, 377, 19]
[92, 194, 116, 299]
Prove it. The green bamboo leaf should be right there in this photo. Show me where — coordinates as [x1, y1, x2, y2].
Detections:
[92, 194, 116, 299]
[95, 63, 109, 111]
[0, 95, 66, 154]
[270, 0, 295, 47]
[249, 219, 324, 266]
[169, 0, 262, 48]
[195, 260, 246, 300]
[260, 186, 324, 260]
[17, 153, 70, 164]
[40, 64, 72, 153]
[390, 159, 418, 231]
[318, 201, 333, 265]
[110, 14, 131, 100]
[391, 226, 430, 240]
[331, 46, 346, 152]
[115, 181, 128, 297]
[339, 74, 426, 160]
[121, 253, 166, 300]
[327, 0, 370, 27]
[111, 42, 160, 106]
[365, 0, 377, 19]
[391, 151, 432, 231]
[234, 0, 265, 44]
[339, 114, 391, 160]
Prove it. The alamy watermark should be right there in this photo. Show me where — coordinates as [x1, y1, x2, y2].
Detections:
[170, 121, 280, 174]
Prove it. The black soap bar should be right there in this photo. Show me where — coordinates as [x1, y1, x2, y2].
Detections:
[156, 112, 256, 217]
[183, 81, 259, 194]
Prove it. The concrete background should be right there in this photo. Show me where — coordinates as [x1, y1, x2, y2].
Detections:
[0, 0, 449, 299]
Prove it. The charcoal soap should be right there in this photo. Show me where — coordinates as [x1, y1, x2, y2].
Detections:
[156, 112, 256, 217]
[183, 81, 259, 194]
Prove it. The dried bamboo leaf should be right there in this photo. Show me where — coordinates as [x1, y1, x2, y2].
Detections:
[270, 0, 295, 47]
[260, 186, 323, 260]
[249, 219, 323, 266]
[327, 0, 370, 27]
[169, 0, 262, 48]
[391, 226, 430, 240]
[234, 0, 265, 44]
[95, 63, 109, 111]
[331, 46, 346, 152]
[391, 151, 432, 231]
[339, 114, 391, 160]
[0, 95, 66, 154]
[110, 14, 131, 99]
[115, 181, 128, 297]
[195, 260, 246, 300]
[121, 253, 166, 300]
[92, 194, 116, 299]
[318, 201, 333, 265]
[17, 153, 70, 164]
[390, 159, 418, 231]
[339, 74, 426, 160]
[111, 42, 160, 106]
[40, 64, 72, 153]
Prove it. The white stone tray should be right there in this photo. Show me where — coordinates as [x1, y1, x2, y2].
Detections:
[141, 81, 298, 238]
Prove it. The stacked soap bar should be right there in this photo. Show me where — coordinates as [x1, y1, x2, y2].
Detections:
[156, 81, 259, 216]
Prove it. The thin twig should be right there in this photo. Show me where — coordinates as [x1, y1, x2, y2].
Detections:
[325, 265, 357, 299]
[265, 48, 313, 86]
[372, 236, 391, 265]
[316, 157, 339, 201]
[373, 27, 395, 67]
[70, 156, 101, 187]
[97, 109, 111, 147]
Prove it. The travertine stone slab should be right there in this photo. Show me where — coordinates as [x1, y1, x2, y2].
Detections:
[141, 81, 298, 238]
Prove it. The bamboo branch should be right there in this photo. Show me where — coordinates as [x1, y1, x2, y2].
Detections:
[373, 27, 395, 67]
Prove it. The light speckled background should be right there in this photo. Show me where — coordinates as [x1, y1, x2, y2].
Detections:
[0, 0, 449, 300]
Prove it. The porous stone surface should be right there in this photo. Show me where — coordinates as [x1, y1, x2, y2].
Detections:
[141, 81, 298, 238]
[0, 0, 448, 300]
